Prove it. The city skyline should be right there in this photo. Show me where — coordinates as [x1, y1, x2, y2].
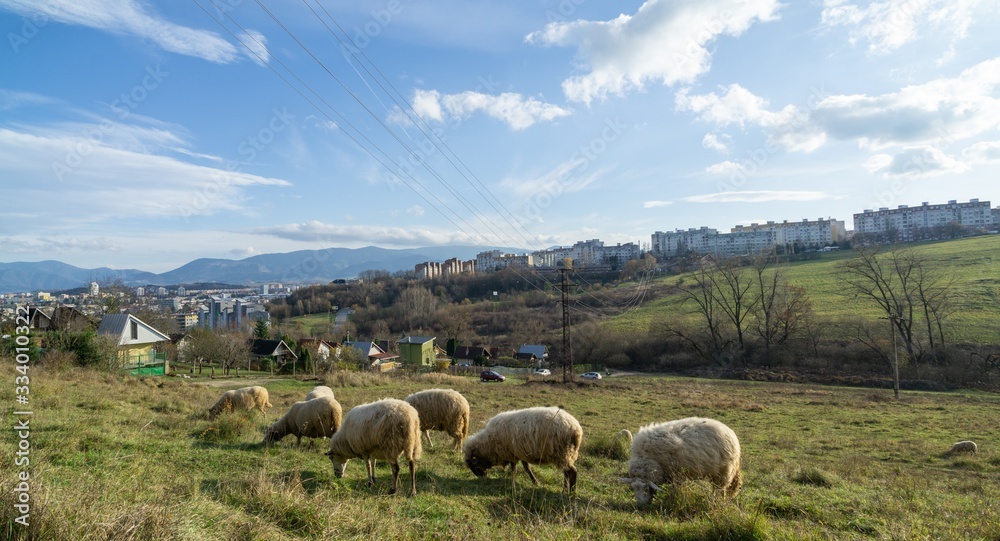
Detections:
[3, 1, 1000, 273]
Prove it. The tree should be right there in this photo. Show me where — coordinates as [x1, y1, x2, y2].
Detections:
[253, 319, 270, 340]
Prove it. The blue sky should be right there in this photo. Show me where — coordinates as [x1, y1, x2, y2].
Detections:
[2, 0, 999, 273]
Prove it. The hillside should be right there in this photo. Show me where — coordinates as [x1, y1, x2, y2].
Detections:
[609, 236, 1000, 345]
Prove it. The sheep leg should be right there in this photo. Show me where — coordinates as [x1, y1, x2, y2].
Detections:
[408, 459, 417, 497]
[366, 459, 376, 487]
[389, 460, 400, 495]
[564, 466, 578, 492]
[423, 430, 434, 448]
[296, 435, 302, 447]
[509, 462, 518, 487]
[522, 461, 540, 486]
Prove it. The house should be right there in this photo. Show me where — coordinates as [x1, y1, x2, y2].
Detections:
[249, 339, 297, 369]
[343, 341, 399, 371]
[97, 313, 171, 375]
[298, 338, 338, 361]
[453, 345, 493, 364]
[397, 336, 437, 367]
[516, 344, 549, 364]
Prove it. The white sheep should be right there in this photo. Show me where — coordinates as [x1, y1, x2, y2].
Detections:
[304, 385, 334, 401]
[325, 398, 422, 497]
[463, 406, 583, 491]
[621, 417, 742, 506]
[263, 396, 342, 447]
[947, 441, 978, 456]
[404, 388, 470, 450]
[208, 386, 272, 419]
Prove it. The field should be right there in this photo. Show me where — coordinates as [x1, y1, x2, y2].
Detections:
[610, 236, 1000, 344]
[3, 365, 1000, 540]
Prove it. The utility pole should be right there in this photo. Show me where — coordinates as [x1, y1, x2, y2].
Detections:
[557, 268, 574, 383]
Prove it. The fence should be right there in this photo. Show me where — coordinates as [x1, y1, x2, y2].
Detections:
[123, 352, 168, 376]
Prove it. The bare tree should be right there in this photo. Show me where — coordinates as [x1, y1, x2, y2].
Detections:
[712, 258, 756, 364]
[667, 261, 729, 364]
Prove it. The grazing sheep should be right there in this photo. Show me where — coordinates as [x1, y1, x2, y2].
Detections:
[404, 388, 470, 450]
[208, 386, 272, 419]
[947, 441, 978, 456]
[304, 385, 334, 401]
[263, 396, 342, 447]
[463, 406, 583, 491]
[621, 417, 742, 506]
[325, 398, 422, 497]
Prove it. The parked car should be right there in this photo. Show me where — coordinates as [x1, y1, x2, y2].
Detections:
[480, 370, 506, 382]
[580, 372, 603, 380]
[534, 369, 551, 376]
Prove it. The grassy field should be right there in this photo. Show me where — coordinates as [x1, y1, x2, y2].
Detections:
[610, 236, 1000, 344]
[3, 364, 1000, 540]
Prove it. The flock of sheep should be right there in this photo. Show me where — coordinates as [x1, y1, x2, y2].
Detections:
[206, 384, 748, 505]
[207, 383, 981, 506]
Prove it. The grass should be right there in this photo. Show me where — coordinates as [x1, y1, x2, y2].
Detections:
[610, 235, 1000, 344]
[3, 364, 1000, 540]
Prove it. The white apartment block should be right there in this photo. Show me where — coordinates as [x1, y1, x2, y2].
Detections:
[532, 239, 641, 268]
[414, 258, 476, 279]
[651, 227, 720, 256]
[731, 218, 846, 247]
[854, 199, 994, 242]
[475, 250, 533, 272]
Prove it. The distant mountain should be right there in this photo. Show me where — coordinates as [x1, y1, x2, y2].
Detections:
[0, 246, 502, 294]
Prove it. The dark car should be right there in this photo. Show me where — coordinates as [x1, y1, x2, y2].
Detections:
[480, 370, 506, 382]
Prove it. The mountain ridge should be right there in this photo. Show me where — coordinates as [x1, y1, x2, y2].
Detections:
[0, 245, 504, 294]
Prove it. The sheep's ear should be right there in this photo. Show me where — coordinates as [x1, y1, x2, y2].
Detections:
[648, 481, 663, 492]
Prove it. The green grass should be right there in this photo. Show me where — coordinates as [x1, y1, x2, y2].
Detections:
[3, 364, 1000, 540]
[610, 235, 1000, 344]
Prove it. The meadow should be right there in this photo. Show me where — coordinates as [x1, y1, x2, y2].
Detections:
[609, 235, 1000, 345]
[3, 364, 999, 540]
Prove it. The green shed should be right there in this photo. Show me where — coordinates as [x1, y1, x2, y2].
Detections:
[397, 336, 437, 367]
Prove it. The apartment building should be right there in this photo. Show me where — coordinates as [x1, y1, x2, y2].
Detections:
[854, 199, 994, 242]
[731, 218, 847, 247]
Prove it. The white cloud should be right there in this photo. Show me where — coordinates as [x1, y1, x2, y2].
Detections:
[0, 0, 267, 64]
[526, 0, 781, 104]
[821, 0, 986, 55]
[684, 190, 829, 203]
[0, 122, 291, 227]
[250, 221, 477, 246]
[705, 160, 745, 175]
[0, 236, 121, 254]
[702, 133, 732, 152]
[406, 205, 425, 216]
[864, 146, 968, 178]
[962, 140, 1000, 164]
[643, 200, 673, 208]
[411, 89, 571, 130]
[676, 85, 773, 128]
[0, 89, 56, 111]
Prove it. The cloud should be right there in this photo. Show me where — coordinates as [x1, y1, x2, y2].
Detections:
[643, 200, 673, 208]
[677, 58, 1000, 158]
[526, 0, 781, 104]
[250, 221, 478, 246]
[406, 205, 425, 216]
[499, 158, 604, 201]
[702, 133, 732, 152]
[864, 146, 968, 178]
[705, 160, 745, 175]
[0, 236, 121, 254]
[684, 190, 829, 203]
[821, 0, 986, 55]
[410, 89, 571, 130]
[961, 140, 1000, 164]
[0, 0, 267, 64]
[0, 121, 291, 227]
[0, 89, 56, 111]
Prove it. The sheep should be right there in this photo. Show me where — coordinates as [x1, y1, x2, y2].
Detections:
[463, 406, 583, 491]
[946, 441, 978, 456]
[403, 388, 470, 450]
[208, 386, 272, 419]
[325, 398, 422, 497]
[304, 385, 334, 401]
[620, 417, 742, 506]
[263, 396, 342, 447]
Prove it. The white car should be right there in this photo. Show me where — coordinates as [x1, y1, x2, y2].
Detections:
[534, 369, 551, 376]
[580, 372, 603, 380]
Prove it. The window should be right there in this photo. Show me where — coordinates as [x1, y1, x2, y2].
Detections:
[130, 321, 138, 340]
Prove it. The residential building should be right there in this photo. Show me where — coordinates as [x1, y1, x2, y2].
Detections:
[250, 339, 297, 369]
[651, 227, 720, 257]
[731, 218, 846, 248]
[97, 313, 170, 375]
[397, 336, 437, 367]
[199, 296, 270, 330]
[476, 251, 533, 272]
[854, 199, 995, 242]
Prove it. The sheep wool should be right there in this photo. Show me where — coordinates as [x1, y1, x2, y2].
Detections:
[463, 406, 583, 491]
[404, 388, 470, 450]
[622, 417, 742, 506]
[208, 386, 272, 419]
[326, 398, 422, 497]
[263, 396, 342, 446]
[304, 385, 334, 401]
[947, 441, 978, 455]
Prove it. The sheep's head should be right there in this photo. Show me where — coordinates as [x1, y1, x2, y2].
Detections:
[262, 425, 283, 446]
[464, 451, 491, 478]
[325, 451, 348, 477]
[620, 477, 661, 506]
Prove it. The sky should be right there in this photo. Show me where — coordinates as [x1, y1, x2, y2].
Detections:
[2, 0, 1000, 273]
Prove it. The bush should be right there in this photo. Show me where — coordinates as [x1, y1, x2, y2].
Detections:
[38, 349, 76, 372]
[198, 412, 258, 444]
